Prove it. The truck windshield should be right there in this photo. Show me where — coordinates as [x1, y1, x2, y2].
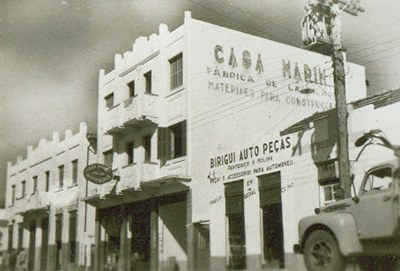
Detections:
[362, 166, 392, 193]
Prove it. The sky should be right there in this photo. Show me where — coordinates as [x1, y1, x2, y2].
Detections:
[1, 0, 400, 204]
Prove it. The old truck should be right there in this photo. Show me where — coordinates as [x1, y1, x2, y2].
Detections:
[295, 130, 400, 271]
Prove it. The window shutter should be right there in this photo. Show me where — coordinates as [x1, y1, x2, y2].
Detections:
[225, 180, 244, 214]
[181, 120, 187, 156]
[258, 172, 281, 206]
[158, 127, 170, 165]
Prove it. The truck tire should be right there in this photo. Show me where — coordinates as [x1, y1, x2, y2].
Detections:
[304, 230, 346, 271]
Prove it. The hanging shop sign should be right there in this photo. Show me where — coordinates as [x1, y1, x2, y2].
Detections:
[83, 163, 113, 184]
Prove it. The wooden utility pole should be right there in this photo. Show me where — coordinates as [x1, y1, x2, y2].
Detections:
[302, 0, 364, 198]
[330, 0, 364, 198]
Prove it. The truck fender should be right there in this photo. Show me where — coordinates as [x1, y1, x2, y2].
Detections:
[299, 213, 362, 256]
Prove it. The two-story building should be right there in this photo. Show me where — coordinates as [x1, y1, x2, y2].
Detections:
[85, 11, 369, 271]
[5, 122, 96, 271]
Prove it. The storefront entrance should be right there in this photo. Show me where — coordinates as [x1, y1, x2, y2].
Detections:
[131, 211, 151, 270]
[98, 201, 156, 271]
[225, 180, 246, 270]
[259, 172, 285, 269]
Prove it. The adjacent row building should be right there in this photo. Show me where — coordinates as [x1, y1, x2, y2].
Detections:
[4, 123, 96, 271]
[4, 11, 400, 271]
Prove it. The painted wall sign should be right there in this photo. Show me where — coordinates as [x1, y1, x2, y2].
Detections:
[207, 44, 335, 110]
[84, 163, 113, 184]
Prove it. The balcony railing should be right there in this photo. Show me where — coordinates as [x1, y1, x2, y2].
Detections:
[105, 94, 159, 134]
[14, 192, 50, 215]
[115, 162, 160, 194]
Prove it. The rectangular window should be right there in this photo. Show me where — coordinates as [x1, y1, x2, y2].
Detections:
[18, 223, 23, 250]
[69, 210, 77, 263]
[128, 80, 135, 97]
[170, 121, 186, 159]
[72, 160, 78, 185]
[11, 185, 16, 206]
[126, 141, 134, 165]
[157, 121, 187, 165]
[319, 176, 341, 205]
[104, 93, 114, 109]
[21, 181, 26, 198]
[144, 71, 152, 93]
[45, 171, 50, 192]
[58, 165, 64, 187]
[8, 225, 13, 252]
[103, 150, 113, 168]
[143, 136, 151, 162]
[32, 176, 38, 194]
[169, 53, 183, 90]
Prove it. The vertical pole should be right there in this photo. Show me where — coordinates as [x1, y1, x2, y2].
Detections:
[303, 1, 364, 199]
[150, 210, 159, 271]
[329, 2, 353, 199]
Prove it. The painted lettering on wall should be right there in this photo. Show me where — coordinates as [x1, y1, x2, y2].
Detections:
[210, 136, 291, 169]
[209, 195, 222, 205]
[208, 44, 335, 110]
[281, 182, 294, 193]
[214, 45, 264, 74]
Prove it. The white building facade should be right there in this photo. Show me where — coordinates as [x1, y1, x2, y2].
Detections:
[87, 11, 373, 271]
[4, 123, 96, 271]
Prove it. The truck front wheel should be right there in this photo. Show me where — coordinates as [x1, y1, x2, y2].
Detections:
[304, 230, 346, 271]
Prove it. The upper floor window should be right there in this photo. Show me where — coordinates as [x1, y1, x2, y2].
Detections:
[21, 181, 26, 198]
[126, 141, 134, 165]
[144, 71, 152, 94]
[11, 185, 16, 206]
[45, 171, 50, 192]
[72, 160, 78, 185]
[32, 176, 38, 194]
[103, 150, 113, 168]
[169, 53, 183, 90]
[128, 80, 135, 97]
[58, 165, 64, 187]
[104, 93, 114, 109]
[157, 121, 187, 165]
[143, 136, 152, 162]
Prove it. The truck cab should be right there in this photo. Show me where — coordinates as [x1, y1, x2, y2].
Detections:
[296, 130, 400, 271]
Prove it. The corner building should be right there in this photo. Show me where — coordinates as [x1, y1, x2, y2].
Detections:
[5, 123, 96, 271]
[88, 12, 366, 270]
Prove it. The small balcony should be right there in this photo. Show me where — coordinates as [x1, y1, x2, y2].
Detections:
[105, 94, 159, 134]
[115, 162, 160, 194]
[16, 192, 50, 216]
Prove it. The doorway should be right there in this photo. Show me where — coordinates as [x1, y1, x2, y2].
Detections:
[131, 211, 151, 271]
[258, 172, 285, 269]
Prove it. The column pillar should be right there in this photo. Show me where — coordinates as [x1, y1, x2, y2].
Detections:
[150, 210, 158, 271]
[118, 214, 128, 271]
[94, 211, 105, 271]
[34, 218, 42, 271]
[62, 210, 70, 270]
[126, 215, 132, 271]
[47, 212, 56, 271]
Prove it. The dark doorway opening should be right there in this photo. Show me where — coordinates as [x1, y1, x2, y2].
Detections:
[193, 222, 210, 270]
[131, 211, 151, 271]
[225, 180, 246, 270]
[258, 172, 285, 269]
